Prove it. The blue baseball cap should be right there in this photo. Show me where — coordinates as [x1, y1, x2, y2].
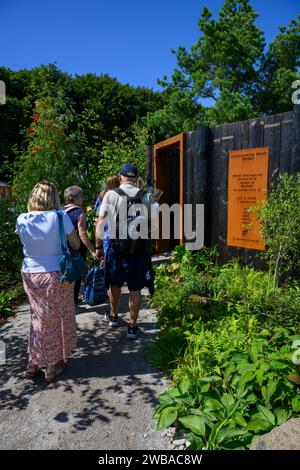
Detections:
[120, 163, 138, 177]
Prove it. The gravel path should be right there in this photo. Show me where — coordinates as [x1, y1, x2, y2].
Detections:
[0, 286, 170, 450]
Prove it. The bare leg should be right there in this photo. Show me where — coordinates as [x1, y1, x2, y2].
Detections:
[128, 290, 141, 327]
[109, 285, 121, 316]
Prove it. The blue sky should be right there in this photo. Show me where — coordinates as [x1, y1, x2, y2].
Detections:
[0, 0, 299, 90]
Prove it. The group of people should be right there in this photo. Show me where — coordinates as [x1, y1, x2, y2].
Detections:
[15, 163, 157, 382]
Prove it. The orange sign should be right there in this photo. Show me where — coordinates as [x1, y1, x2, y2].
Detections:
[227, 147, 269, 250]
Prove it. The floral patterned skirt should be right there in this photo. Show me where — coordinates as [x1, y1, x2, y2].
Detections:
[22, 272, 77, 366]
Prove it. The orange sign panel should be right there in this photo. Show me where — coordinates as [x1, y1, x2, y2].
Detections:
[227, 147, 269, 250]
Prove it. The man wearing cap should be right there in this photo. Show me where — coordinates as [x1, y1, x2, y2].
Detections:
[95, 163, 155, 339]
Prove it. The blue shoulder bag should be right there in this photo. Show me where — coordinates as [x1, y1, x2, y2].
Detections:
[57, 211, 87, 283]
[84, 263, 107, 306]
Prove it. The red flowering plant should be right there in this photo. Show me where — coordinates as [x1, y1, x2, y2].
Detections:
[12, 95, 100, 209]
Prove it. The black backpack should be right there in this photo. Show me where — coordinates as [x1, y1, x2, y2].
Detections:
[110, 188, 152, 256]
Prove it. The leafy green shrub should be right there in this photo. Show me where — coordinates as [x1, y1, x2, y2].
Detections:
[148, 328, 187, 376]
[209, 259, 269, 303]
[153, 330, 300, 450]
[98, 124, 150, 182]
[0, 198, 23, 275]
[12, 95, 101, 208]
[0, 286, 24, 317]
[173, 315, 260, 381]
[150, 268, 210, 330]
[150, 246, 219, 330]
[250, 173, 300, 293]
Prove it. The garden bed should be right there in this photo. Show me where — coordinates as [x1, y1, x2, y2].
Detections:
[149, 246, 300, 450]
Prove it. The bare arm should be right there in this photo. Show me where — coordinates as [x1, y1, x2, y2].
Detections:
[66, 229, 80, 251]
[77, 212, 95, 255]
[95, 215, 106, 247]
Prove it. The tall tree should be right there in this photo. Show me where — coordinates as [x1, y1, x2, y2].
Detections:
[256, 16, 300, 114]
[155, 0, 299, 132]
[162, 0, 265, 126]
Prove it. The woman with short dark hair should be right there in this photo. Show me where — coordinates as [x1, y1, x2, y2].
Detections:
[63, 185, 96, 305]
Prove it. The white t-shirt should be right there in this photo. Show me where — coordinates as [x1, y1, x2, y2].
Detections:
[15, 210, 74, 273]
[98, 183, 157, 239]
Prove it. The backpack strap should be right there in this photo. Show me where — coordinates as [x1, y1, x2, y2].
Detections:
[135, 189, 146, 200]
[114, 188, 127, 197]
[114, 188, 146, 200]
[65, 205, 83, 215]
[57, 211, 68, 254]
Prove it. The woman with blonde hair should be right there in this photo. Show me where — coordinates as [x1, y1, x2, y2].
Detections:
[15, 181, 80, 382]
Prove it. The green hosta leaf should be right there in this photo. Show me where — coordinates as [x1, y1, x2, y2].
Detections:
[164, 386, 182, 398]
[206, 420, 227, 449]
[266, 379, 278, 401]
[201, 375, 222, 383]
[231, 374, 241, 387]
[249, 344, 259, 363]
[205, 398, 223, 411]
[217, 428, 250, 444]
[235, 413, 248, 427]
[235, 385, 248, 399]
[157, 406, 178, 430]
[200, 383, 211, 393]
[291, 396, 300, 412]
[256, 369, 264, 387]
[153, 403, 173, 419]
[175, 395, 195, 406]
[274, 408, 291, 426]
[158, 395, 175, 405]
[259, 362, 271, 374]
[269, 360, 290, 370]
[178, 415, 206, 437]
[243, 393, 258, 404]
[221, 393, 235, 408]
[239, 371, 255, 387]
[238, 363, 256, 375]
[189, 409, 214, 428]
[226, 402, 240, 419]
[247, 418, 272, 433]
[224, 364, 235, 381]
[231, 354, 248, 364]
[261, 385, 267, 402]
[257, 405, 276, 426]
[178, 378, 190, 395]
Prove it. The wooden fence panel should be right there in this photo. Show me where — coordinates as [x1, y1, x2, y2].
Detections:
[148, 105, 299, 267]
[280, 111, 294, 174]
[210, 126, 222, 247]
[218, 123, 235, 263]
[291, 105, 300, 174]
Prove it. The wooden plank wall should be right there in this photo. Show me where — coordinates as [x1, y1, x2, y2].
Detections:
[210, 106, 299, 266]
[148, 105, 300, 266]
[185, 126, 211, 244]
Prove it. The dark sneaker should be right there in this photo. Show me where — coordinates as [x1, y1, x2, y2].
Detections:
[127, 324, 138, 340]
[105, 311, 119, 327]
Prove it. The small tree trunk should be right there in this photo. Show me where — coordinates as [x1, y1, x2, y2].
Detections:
[273, 243, 282, 292]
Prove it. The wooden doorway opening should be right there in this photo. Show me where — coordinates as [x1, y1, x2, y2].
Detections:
[153, 133, 185, 253]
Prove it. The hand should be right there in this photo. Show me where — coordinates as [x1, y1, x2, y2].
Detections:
[95, 248, 104, 260]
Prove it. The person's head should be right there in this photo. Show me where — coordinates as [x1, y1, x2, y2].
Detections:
[27, 181, 60, 212]
[106, 175, 120, 190]
[64, 185, 84, 207]
[98, 176, 120, 201]
[119, 163, 138, 185]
